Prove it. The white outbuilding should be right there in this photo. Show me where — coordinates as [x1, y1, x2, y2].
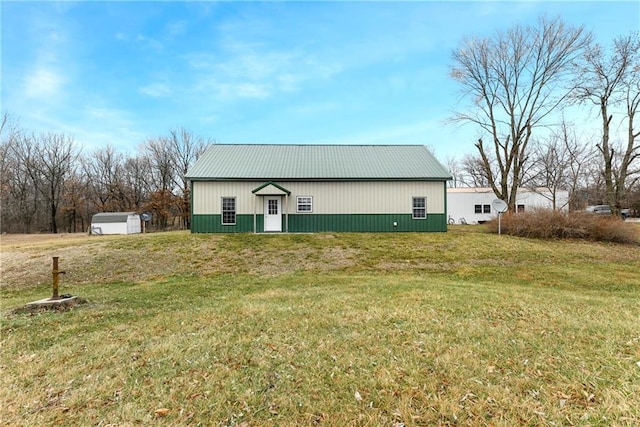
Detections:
[90, 212, 141, 235]
[446, 187, 569, 224]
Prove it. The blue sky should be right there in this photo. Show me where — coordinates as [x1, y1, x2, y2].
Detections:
[2, 1, 639, 160]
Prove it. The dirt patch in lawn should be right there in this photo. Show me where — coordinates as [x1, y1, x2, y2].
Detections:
[0, 232, 363, 290]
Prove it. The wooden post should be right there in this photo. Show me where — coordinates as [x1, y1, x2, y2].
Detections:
[51, 257, 65, 300]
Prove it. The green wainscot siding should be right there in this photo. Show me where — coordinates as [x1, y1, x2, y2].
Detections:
[191, 214, 256, 233]
[288, 213, 447, 232]
[191, 213, 447, 232]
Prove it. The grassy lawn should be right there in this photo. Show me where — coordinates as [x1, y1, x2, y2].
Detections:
[1, 227, 639, 426]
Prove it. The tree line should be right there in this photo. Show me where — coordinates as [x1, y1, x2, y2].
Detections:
[0, 118, 210, 234]
[448, 16, 639, 215]
[2, 17, 638, 234]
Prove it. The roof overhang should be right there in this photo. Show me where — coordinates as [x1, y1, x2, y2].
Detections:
[190, 177, 451, 182]
[251, 181, 291, 196]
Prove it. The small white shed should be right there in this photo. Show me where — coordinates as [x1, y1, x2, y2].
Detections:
[90, 212, 141, 235]
[447, 187, 569, 225]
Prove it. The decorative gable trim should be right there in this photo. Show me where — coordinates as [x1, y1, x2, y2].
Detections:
[251, 181, 291, 196]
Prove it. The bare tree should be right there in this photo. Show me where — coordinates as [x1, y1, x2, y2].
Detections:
[28, 133, 81, 233]
[4, 132, 43, 232]
[122, 155, 151, 213]
[168, 127, 209, 229]
[445, 156, 463, 188]
[573, 32, 640, 214]
[0, 111, 14, 137]
[527, 139, 569, 210]
[1, 117, 215, 233]
[450, 16, 591, 209]
[141, 128, 209, 230]
[559, 123, 598, 211]
[84, 145, 127, 212]
[61, 171, 89, 233]
[460, 153, 492, 187]
[0, 113, 23, 232]
[141, 137, 176, 229]
[0, 140, 9, 231]
[526, 118, 597, 210]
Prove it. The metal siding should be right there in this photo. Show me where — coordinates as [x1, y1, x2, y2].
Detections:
[192, 213, 447, 233]
[126, 216, 142, 234]
[288, 213, 447, 232]
[191, 214, 255, 232]
[446, 190, 496, 224]
[193, 181, 263, 214]
[446, 188, 570, 224]
[282, 181, 445, 214]
[194, 181, 445, 215]
[516, 190, 569, 211]
[91, 222, 128, 234]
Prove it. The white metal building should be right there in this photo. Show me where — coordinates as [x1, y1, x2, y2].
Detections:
[446, 187, 569, 224]
[90, 212, 142, 235]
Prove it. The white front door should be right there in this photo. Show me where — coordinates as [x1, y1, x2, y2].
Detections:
[264, 196, 282, 232]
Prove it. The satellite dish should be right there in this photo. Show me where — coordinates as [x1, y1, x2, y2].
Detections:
[492, 199, 508, 213]
[141, 213, 152, 221]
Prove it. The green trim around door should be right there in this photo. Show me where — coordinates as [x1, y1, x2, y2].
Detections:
[191, 213, 447, 233]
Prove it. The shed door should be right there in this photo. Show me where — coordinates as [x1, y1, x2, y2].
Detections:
[264, 197, 282, 232]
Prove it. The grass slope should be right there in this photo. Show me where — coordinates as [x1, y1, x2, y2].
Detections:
[1, 227, 639, 426]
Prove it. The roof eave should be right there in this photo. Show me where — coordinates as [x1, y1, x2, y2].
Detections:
[188, 177, 451, 182]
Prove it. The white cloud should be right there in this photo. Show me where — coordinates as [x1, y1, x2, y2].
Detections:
[135, 34, 164, 52]
[23, 67, 64, 98]
[166, 20, 188, 37]
[231, 83, 270, 99]
[139, 83, 172, 98]
[56, 106, 143, 153]
[182, 52, 216, 69]
[183, 47, 343, 102]
[197, 79, 270, 100]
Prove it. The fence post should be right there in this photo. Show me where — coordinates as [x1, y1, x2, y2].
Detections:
[51, 257, 66, 300]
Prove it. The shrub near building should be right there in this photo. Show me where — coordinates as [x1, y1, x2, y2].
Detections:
[487, 209, 639, 244]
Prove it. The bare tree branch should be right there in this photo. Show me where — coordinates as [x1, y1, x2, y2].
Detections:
[450, 15, 591, 209]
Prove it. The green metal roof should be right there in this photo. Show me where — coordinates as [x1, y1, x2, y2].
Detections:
[186, 144, 452, 181]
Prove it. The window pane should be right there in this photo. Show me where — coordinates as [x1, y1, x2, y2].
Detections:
[222, 197, 236, 225]
[297, 196, 312, 212]
[222, 211, 236, 224]
[412, 197, 426, 219]
[483, 205, 491, 214]
[475, 204, 482, 214]
[268, 199, 278, 215]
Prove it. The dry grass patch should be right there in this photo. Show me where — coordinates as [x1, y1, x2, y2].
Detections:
[2, 229, 640, 425]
